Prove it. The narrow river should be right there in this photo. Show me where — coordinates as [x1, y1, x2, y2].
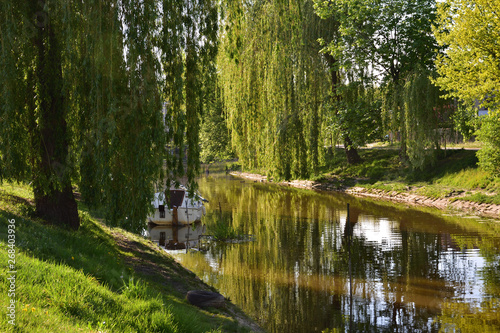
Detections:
[163, 172, 500, 332]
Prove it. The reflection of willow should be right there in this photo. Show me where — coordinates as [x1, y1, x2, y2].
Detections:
[191, 176, 494, 332]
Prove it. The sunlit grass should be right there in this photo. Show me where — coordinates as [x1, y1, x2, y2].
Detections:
[318, 148, 500, 205]
[436, 167, 494, 190]
[0, 182, 247, 333]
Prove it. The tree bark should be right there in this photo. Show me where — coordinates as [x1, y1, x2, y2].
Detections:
[32, 1, 79, 230]
[343, 135, 362, 165]
[325, 54, 362, 165]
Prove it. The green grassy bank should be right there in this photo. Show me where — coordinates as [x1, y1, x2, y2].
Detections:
[0, 183, 259, 332]
[320, 148, 500, 205]
[227, 148, 500, 207]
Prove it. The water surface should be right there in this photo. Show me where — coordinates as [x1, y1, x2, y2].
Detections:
[167, 173, 500, 332]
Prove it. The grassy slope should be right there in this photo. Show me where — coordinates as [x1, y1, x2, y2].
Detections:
[0, 183, 256, 333]
[316, 148, 500, 205]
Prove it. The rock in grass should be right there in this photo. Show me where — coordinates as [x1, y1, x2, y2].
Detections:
[186, 290, 225, 308]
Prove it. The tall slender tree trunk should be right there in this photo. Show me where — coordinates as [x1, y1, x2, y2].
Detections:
[325, 54, 362, 164]
[32, 1, 79, 230]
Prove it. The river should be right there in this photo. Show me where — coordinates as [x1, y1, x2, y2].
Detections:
[160, 172, 500, 332]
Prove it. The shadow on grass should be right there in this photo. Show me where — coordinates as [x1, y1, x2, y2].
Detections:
[0, 185, 255, 332]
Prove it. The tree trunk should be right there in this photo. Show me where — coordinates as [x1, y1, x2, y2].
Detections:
[32, 1, 79, 230]
[343, 135, 362, 165]
[325, 54, 362, 165]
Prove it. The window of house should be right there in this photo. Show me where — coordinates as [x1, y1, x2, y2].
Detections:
[159, 205, 165, 218]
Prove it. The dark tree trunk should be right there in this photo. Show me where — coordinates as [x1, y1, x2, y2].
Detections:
[32, 1, 79, 230]
[343, 135, 362, 165]
[325, 54, 362, 165]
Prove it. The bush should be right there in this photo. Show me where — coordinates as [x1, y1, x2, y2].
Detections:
[476, 111, 500, 173]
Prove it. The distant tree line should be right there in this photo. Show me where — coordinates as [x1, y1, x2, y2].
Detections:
[206, 0, 500, 178]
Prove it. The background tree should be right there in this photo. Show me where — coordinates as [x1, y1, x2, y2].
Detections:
[332, 82, 383, 150]
[200, 78, 234, 163]
[402, 68, 444, 170]
[219, 0, 350, 179]
[315, 0, 443, 167]
[433, 0, 500, 109]
[433, 0, 500, 173]
[476, 112, 500, 174]
[0, 0, 218, 233]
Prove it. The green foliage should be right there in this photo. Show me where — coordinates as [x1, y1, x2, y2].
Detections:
[434, 0, 500, 178]
[452, 104, 477, 141]
[315, 0, 442, 165]
[219, 0, 332, 180]
[315, 0, 440, 83]
[433, 0, 500, 109]
[0, 0, 218, 233]
[476, 111, 500, 174]
[332, 82, 383, 148]
[403, 69, 447, 170]
[200, 75, 233, 163]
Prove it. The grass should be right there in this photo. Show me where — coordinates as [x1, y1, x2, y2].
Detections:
[227, 146, 500, 206]
[0, 182, 257, 333]
[317, 148, 500, 204]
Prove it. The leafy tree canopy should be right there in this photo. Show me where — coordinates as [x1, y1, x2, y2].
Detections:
[0, 0, 217, 233]
[433, 0, 500, 109]
[315, 0, 444, 168]
[218, 0, 333, 180]
[434, 0, 500, 173]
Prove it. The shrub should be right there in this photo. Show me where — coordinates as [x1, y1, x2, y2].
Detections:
[476, 111, 500, 174]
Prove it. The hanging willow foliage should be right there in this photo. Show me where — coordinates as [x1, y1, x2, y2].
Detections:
[0, 0, 217, 233]
[383, 66, 447, 170]
[403, 69, 446, 170]
[218, 0, 333, 180]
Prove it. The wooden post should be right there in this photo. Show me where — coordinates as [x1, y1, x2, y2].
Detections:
[173, 207, 178, 226]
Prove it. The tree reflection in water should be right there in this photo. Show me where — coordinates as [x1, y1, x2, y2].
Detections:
[169, 173, 500, 333]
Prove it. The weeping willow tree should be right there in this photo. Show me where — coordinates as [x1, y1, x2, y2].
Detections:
[315, 0, 442, 166]
[218, 0, 336, 180]
[0, 0, 217, 232]
[402, 69, 446, 170]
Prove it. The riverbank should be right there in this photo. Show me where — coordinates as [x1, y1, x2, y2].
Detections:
[0, 182, 263, 332]
[231, 170, 500, 219]
[228, 148, 500, 220]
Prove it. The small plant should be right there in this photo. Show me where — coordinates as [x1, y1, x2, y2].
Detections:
[205, 211, 248, 242]
[120, 276, 151, 299]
